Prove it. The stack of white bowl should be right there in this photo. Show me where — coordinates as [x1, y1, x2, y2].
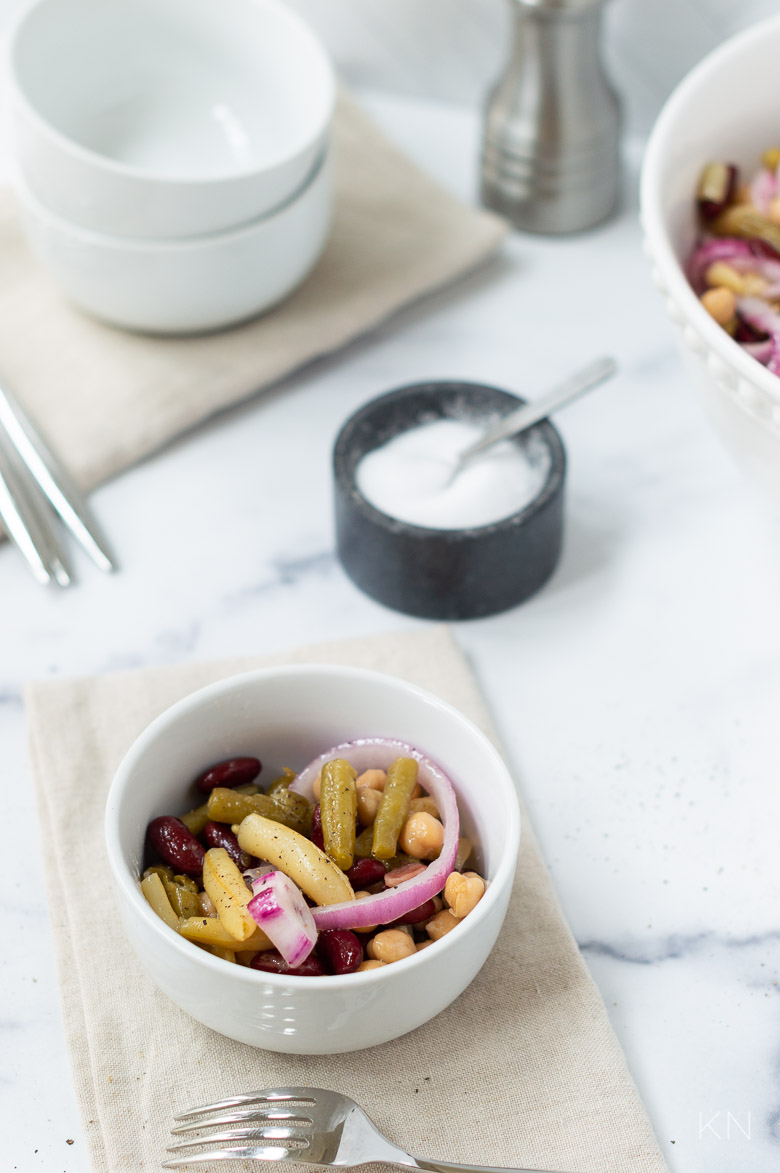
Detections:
[8, 0, 335, 335]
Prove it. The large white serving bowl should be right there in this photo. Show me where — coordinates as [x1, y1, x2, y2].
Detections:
[104, 665, 520, 1054]
[640, 14, 780, 503]
[8, 0, 335, 239]
[15, 149, 331, 335]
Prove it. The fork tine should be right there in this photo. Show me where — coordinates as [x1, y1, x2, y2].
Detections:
[168, 1127, 311, 1151]
[174, 1091, 316, 1121]
[163, 1144, 304, 1168]
[172, 1109, 314, 1134]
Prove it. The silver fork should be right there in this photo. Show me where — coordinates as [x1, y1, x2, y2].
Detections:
[164, 1086, 573, 1173]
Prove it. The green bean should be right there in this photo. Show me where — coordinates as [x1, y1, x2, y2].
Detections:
[269, 786, 313, 836]
[179, 802, 210, 836]
[266, 767, 297, 794]
[142, 864, 174, 884]
[207, 787, 311, 834]
[163, 877, 201, 918]
[353, 825, 374, 858]
[320, 758, 357, 870]
[372, 757, 419, 861]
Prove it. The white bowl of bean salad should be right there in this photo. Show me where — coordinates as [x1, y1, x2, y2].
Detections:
[641, 13, 780, 503]
[105, 664, 520, 1053]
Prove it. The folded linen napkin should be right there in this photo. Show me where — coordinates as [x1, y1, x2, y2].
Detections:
[25, 627, 668, 1173]
[0, 94, 507, 493]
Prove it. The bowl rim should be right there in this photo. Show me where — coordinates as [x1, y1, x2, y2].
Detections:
[104, 663, 522, 991]
[640, 11, 780, 409]
[7, 0, 336, 187]
[13, 147, 330, 252]
[333, 380, 567, 540]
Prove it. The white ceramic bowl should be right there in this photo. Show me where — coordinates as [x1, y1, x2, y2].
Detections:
[8, 0, 335, 239]
[641, 14, 780, 502]
[15, 150, 331, 335]
[104, 665, 520, 1054]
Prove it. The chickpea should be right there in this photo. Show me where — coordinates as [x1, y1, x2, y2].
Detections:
[705, 261, 739, 291]
[358, 959, 387, 971]
[416, 939, 434, 952]
[357, 787, 382, 826]
[366, 929, 416, 963]
[409, 796, 439, 819]
[399, 811, 444, 860]
[769, 196, 780, 227]
[705, 262, 767, 298]
[356, 768, 386, 791]
[700, 286, 736, 327]
[425, 909, 460, 941]
[444, 871, 485, 919]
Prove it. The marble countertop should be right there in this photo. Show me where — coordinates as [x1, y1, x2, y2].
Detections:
[4, 90, 779, 1173]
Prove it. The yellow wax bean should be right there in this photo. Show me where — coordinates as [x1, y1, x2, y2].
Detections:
[237, 813, 354, 906]
[141, 871, 178, 931]
[202, 848, 257, 942]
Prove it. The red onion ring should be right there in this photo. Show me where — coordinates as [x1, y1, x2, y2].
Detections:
[292, 737, 459, 931]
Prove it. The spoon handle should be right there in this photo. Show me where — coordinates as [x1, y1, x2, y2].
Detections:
[458, 355, 617, 464]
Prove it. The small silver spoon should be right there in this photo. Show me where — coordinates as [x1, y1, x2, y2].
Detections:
[450, 355, 617, 479]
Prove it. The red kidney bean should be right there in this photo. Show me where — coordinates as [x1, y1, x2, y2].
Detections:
[345, 858, 387, 888]
[203, 822, 249, 870]
[193, 756, 262, 795]
[311, 803, 324, 850]
[249, 950, 326, 977]
[146, 816, 205, 877]
[389, 898, 438, 927]
[317, 929, 363, 975]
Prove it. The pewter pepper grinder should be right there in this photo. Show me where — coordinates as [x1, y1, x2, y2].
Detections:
[481, 0, 621, 234]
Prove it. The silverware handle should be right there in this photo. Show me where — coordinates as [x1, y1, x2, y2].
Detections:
[0, 383, 115, 573]
[410, 1158, 572, 1173]
[0, 444, 71, 586]
[460, 355, 617, 461]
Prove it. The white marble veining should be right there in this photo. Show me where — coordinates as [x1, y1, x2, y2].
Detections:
[3, 89, 780, 1173]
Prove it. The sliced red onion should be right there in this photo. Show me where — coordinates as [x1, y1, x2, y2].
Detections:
[750, 167, 778, 216]
[737, 297, 780, 374]
[247, 870, 317, 967]
[743, 339, 774, 364]
[686, 238, 758, 293]
[293, 737, 460, 932]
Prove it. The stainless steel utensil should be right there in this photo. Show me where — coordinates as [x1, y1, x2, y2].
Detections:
[164, 1087, 575, 1171]
[0, 440, 70, 586]
[481, 0, 621, 234]
[0, 382, 115, 575]
[450, 355, 617, 480]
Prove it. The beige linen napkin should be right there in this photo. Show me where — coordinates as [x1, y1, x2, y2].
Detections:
[0, 95, 507, 492]
[26, 627, 668, 1173]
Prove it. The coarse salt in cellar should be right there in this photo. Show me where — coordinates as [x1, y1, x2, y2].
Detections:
[333, 381, 567, 620]
[355, 417, 551, 530]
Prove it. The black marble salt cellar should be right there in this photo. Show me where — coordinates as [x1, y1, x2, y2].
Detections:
[333, 381, 566, 620]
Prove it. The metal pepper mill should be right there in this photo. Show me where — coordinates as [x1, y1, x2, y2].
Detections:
[481, 0, 621, 234]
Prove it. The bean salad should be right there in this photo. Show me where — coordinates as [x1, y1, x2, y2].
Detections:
[141, 737, 485, 977]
